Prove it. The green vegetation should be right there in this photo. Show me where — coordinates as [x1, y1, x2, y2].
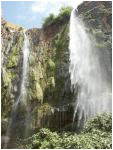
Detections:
[7, 35, 24, 68]
[28, 81, 43, 103]
[53, 24, 69, 60]
[51, 24, 71, 104]
[43, 6, 72, 28]
[84, 113, 112, 133]
[24, 113, 112, 149]
[48, 59, 55, 72]
[7, 46, 19, 68]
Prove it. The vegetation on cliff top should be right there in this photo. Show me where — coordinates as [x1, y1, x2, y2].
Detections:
[1, 2, 112, 149]
[43, 6, 72, 28]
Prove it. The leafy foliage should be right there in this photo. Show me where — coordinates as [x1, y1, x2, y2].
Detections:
[25, 128, 61, 149]
[43, 14, 55, 28]
[84, 113, 112, 132]
[25, 113, 112, 149]
[43, 6, 73, 28]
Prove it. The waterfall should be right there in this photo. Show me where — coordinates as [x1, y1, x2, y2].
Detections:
[4, 31, 30, 148]
[69, 9, 112, 126]
[14, 31, 30, 108]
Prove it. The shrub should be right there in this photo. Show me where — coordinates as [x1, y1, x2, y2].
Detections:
[25, 113, 112, 149]
[59, 6, 73, 18]
[84, 113, 112, 133]
[43, 6, 72, 28]
[43, 14, 55, 28]
[26, 128, 61, 149]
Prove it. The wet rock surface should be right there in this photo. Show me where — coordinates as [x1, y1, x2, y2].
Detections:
[1, 2, 112, 146]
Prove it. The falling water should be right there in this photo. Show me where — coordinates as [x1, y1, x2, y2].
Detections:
[69, 9, 112, 126]
[14, 31, 30, 108]
[3, 31, 30, 148]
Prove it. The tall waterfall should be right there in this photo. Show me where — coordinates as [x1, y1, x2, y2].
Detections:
[14, 31, 30, 108]
[69, 10, 112, 125]
[4, 31, 30, 148]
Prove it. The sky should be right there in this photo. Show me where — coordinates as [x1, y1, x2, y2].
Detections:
[1, 0, 83, 29]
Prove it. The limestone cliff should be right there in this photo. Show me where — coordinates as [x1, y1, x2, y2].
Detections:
[1, 1, 112, 136]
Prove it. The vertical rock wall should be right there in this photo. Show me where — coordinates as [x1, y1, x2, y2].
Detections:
[1, 1, 112, 134]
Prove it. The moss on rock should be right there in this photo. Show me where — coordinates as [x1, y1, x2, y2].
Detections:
[28, 81, 43, 103]
[48, 59, 55, 70]
[7, 35, 23, 68]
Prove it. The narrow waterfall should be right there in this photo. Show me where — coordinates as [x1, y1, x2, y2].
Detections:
[69, 10, 112, 126]
[4, 31, 30, 148]
[14, 31, 30, 108]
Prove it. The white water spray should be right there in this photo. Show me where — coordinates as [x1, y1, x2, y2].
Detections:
[69, 10, 112, 124]
[4, 31, 30, 148]
[15, 31, 30, 107]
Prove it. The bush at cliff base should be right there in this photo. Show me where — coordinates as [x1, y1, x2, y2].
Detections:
[25, 113, 112, 149]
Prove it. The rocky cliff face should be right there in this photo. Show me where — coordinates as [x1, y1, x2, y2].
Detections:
[1, 21, 24, 118]
[1, 1, 112, 136]
[78, 1, 112, 92]
[1, 20, 25, 135]
[26, 23, 73, 131]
